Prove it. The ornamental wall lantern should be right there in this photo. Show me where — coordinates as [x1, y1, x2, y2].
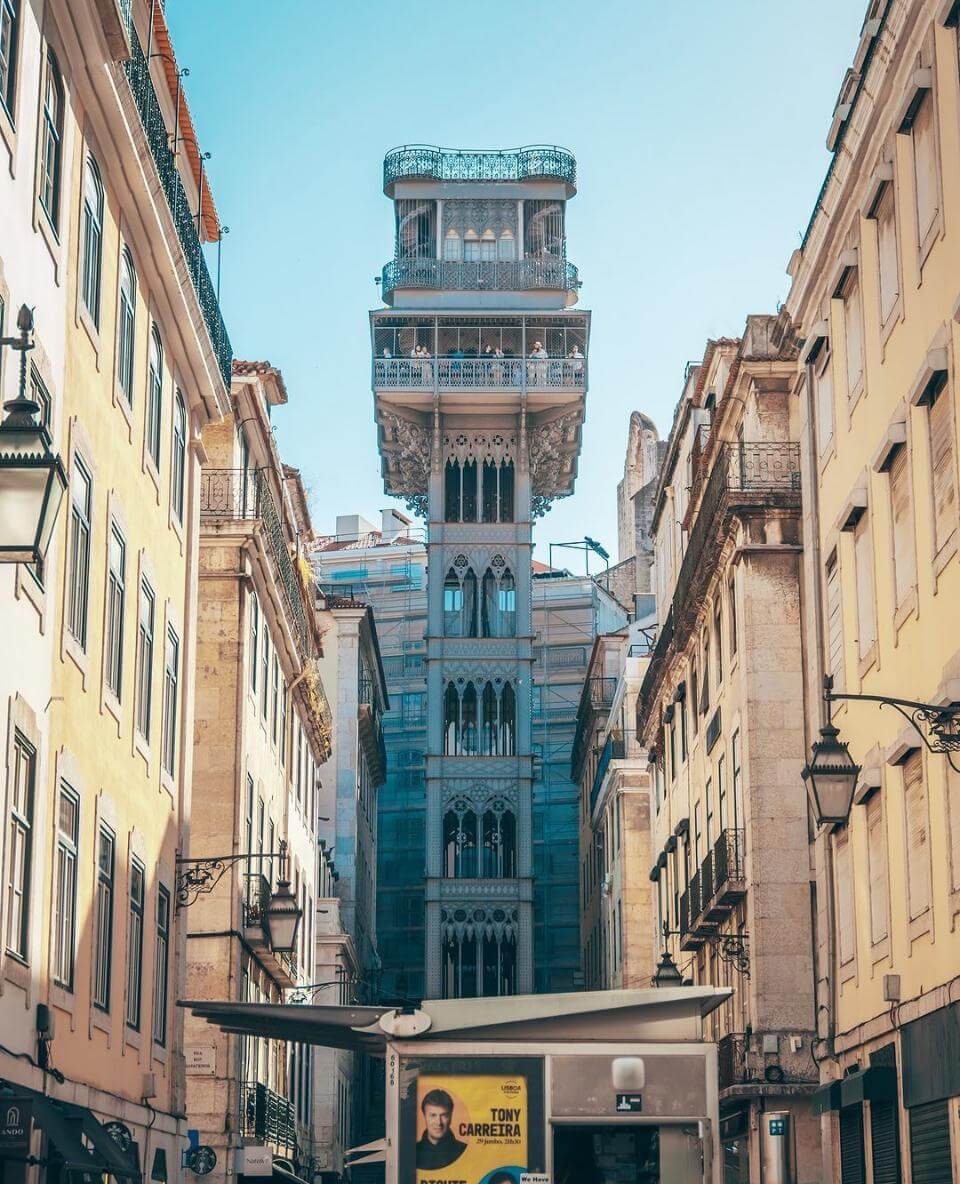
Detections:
[0, 307, 67, 565]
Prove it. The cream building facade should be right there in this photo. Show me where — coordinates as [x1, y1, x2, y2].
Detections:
[1, 2, 230, 1182]
[635, 318, 822, 1183]
[787, 1, 960, 1179]
[183, 362, 334, 1184]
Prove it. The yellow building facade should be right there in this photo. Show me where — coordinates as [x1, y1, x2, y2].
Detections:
[788, 1, 960, 1179]
[1, 0, 230, 1180]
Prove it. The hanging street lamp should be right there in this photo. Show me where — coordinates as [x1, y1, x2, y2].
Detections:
[652, 949, 684, 988]
[801, 720, 861, 828]
[0, 306, 67, 565]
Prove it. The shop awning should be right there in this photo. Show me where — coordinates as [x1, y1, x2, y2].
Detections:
[181, 986, 733, 1053]
[0, 1085, 140, 1179]
[810, 1080, 843, 1115]
[272, 1161, 311, 1184]
[840, 1066, 899, 1107]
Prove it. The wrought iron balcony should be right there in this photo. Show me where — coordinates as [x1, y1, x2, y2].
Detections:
[373, 355, 587, 391]
[240, 1082, 298, 1157]
[680, 872, 707, 950]
[242, 872, 271, 933]
[380, 257, 580, 300]
[718, 1033, 750, 1091]
[200, 469, 307, 654]
[120, 21, 231, 385]
[711, 828, 746, 907]
[383, 144, 577, 192]
[590, 734, 625, 813]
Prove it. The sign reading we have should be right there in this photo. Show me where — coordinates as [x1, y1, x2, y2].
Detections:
[415, 1074, 528, 1184]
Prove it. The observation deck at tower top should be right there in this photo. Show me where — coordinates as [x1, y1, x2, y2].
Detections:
[383, 144, 577, 196]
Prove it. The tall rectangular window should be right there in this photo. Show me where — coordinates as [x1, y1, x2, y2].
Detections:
[153, 886, 170, 1045]
[825, 551, 845, 692]
[903, 751, 931, 920]
[125, 859, 144, 1029]
[66, 456, 92, 648]
[866, 794, 888, 945]
[93, 826, 115, 1010]
[260, 627, 269, 721]
[911, 90, 939, 252]
[815, 349, 834, 451]
[5, 732, 35, 960]
[271, 653, 280, 745]
[135, 578, 155, 741]
[836, 831, 855, 968]
[727, 574, 737, 657]
[731, 730, 743, 833]
[842, 269, 864, 397]
[52, 784, 79, 989]
[244, 773, 254, 877]
[928, 380, 957, 555]
[872, 182, 900, 324]
[0, 0, 20, 116]
[105, 523, 126, 699]
[853, 513, 877, 658]
[713, 598, 723, 684]
[280, 682, 288, 771]
[161, 627, 179, 777]
[249, 594, 259, 694]
[888, 444, 916, 607]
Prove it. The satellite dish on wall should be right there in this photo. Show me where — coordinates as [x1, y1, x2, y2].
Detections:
[378, 1008, 432, 1037]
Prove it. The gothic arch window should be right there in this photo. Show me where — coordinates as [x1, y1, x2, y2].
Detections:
[445, 458, 478, 522]
[482, 804, 517, 878]
[443, 564, 478, 638]
[482, 931, 517, 996]
[443, 680, 516, 756]
[443, 806, 478, 878]
[481, 459, 514, 523]
[481, 564, 516, 638]
[441, 908, 517, 998]
[464, 229, 481, 262]
[444, 933, 478, 998]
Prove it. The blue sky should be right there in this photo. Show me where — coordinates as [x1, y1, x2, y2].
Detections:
[170, 0, 867, 566]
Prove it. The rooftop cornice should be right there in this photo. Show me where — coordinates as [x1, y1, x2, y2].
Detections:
[383, 144, 577, 195]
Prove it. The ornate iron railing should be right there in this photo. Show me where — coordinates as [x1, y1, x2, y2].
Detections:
[199, 468, 258, 517]
[688, 870, 703, 931]
[240, 1082, 298, 1156]
[718, 1033, 750, 1091]
[712, 828, 745, 893]
[120, 22, 232, 386]
[590, 734, 625, 813]
[383, 144, 576, 190]
[200, 468, 307, 653]
[242, 873, 271, 929]
[380, 257, 579, 297]
[372, 356, 587, 390]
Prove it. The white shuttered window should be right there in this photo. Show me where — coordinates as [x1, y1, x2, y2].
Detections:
[837, 832, 856, 967]
[866, 794, 888, 945]
[853, 514, 877, 658]
[825, 553, 844, 692]
[875, 184, 900, 324]
[929, 383, 957, 554]
[844, 272, 864, 396]
[912, 92, 939, 249]
[889, 445, 916, 606]
[903, 751, 931, 920]
[816, 351, 834, 451]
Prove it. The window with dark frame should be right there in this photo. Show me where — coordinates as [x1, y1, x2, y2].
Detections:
[117, 250, 137, 402]
[125, 859, 145, 1030]
[0, 0, 20, 117]
[39, 50, 63, 230]
[80, 155, 104, 327]
[67, 455, 92, 649]
[153, 886, 170, 1044]
[105, 522, 126, 699]
[135, 578, 155, 741]
[161, 627, 179, 776]
[93, 826, 115, 1010]
[53, 783, 79, 989]
[5, 732, 35, 960]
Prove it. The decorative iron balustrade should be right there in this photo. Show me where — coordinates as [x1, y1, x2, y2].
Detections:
[590, 734, 626, 813]
[242, 872, 271, 929]
[200, 469, 307, 654]
[380, 257, 580, 297]
[120, 23, 232, 386]
[383, 144, 576, 190]
[372, 355, 587, 391]
[240, 1082, 298, 1156]
[718, 1033, 750, 1091]
[688, 871, 703, 932]
[199, 468, 258, 518]
[712, 828, 746, 900]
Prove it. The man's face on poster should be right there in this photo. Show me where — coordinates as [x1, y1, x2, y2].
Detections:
[423, 1102, 452, 1144]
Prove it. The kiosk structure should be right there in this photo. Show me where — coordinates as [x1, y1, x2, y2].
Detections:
[185, 987, 734, 1184]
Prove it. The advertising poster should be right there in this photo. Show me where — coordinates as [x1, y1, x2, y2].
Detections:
[415, 1074, 528, 1184]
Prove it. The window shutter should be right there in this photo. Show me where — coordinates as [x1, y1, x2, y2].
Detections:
[929, 385, 957, 552]
[839, 1100, 866, 1184]
[817, 352, 835, 447]
[853, 514, 877, 656]
[913, 94, 939, 243]
[825, 553, 845, 691]
[876, 185, 900, 322]
[867, 794, 888, 944]
[837, 833, 856, 966]
[948, 764, 960, 893]
[889, 445, 916, 605]
[845, 273, 864, 393]
[903, 751, 931, 919]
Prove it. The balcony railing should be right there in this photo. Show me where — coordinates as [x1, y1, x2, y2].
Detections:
[380, 257, 580, 298]
[373, 355, 587, 391]
[711, 828, 746, 904]
[718, 1033, 749, 1091]
[590, 734, 625, 813]
[240, 1082, 297, 1157]
[120, 22, 232, 385]
[383, 144, 577, 191]
[242, 872, 271, 930]
[200, 469, 307, 654]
